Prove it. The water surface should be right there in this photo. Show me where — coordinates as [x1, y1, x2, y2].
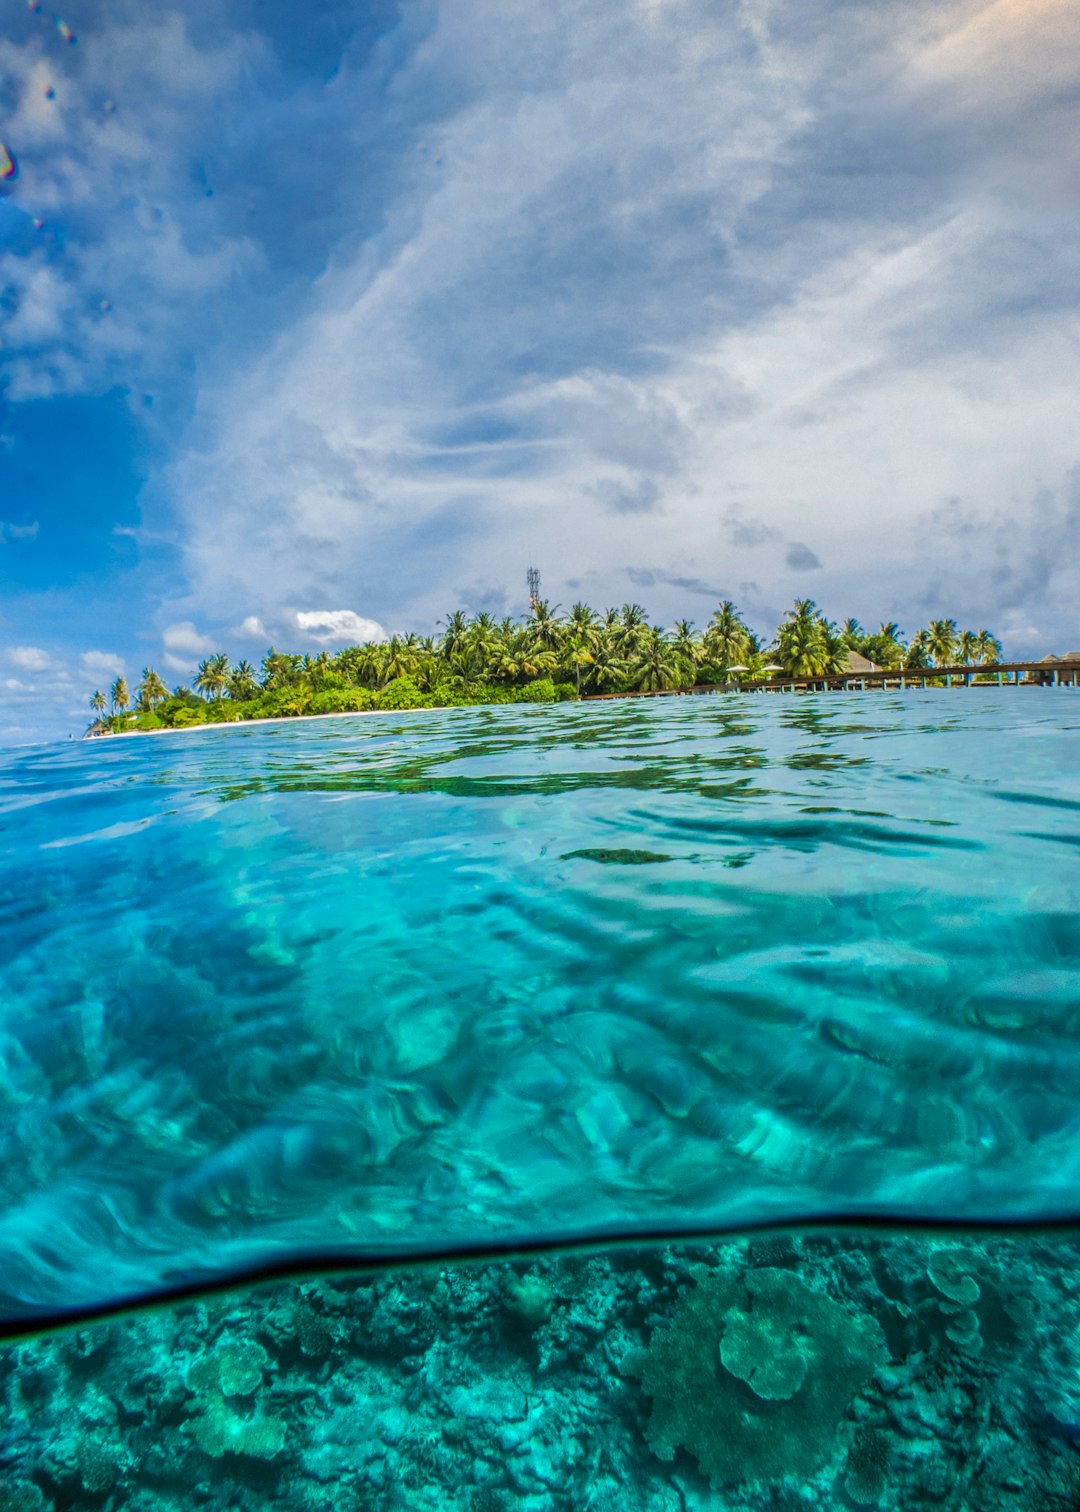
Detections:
[1, 691, 1077, 1318]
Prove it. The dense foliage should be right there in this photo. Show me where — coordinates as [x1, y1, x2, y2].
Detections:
[87, 600, 1003, 734]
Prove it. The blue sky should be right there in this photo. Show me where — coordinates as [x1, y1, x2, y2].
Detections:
[1, 0, 1078, 742]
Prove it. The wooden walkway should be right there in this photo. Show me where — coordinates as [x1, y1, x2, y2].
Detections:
[584, 661, 1080, 701]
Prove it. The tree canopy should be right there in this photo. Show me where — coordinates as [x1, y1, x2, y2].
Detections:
[85, 597, 1006, 735]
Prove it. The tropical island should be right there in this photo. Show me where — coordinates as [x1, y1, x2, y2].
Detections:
[85, 598, 1012, 735]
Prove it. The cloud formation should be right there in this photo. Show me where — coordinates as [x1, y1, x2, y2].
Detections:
[785, 543, 822, 572]
[293, 609, 388, 644]
[7, 645, 51, 671]
[162, 621, 215, 657]
[0, 521, 39, 542]
[0, 0, 1078, 742]
[80, 649, 125, 678]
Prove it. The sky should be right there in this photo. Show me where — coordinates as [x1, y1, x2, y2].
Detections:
[1, 0, 1078, 743]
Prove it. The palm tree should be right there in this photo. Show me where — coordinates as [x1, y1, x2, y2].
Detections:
[529, 600, 563, 654]
[606, 603, 647, 665]
[565, 646, 594, 697]
[337, 643, 382, 689]
[672, 619, 702, 673]
[567, 602, 599, 638]
[381, 635, 417, 685]
[927, 618, 959, 667]
[905, 629, 932, 670]
[261, 649, 302, 689]
[136, 668, 168, 711]
[439, 610, 470, 658]
[776, 600, 831, 677]
[629, 626, 684, 692]
[226, 660, 258, 700]
[110, 676, 129, 713]
[90, 689, 107, 723]
[446, 646, 487, 691]
[704, 600, 749, 669]
[957, 630, 979, 665]
[300, 651, 333, 689]
[865, 622, 906, 670]
[975, 630, 1002, 665]
[195, 652, 230, 701]
[411, 652, 442, 693]
[585, 640, 627, 693]
[840, 618, 864, 649]
[561, 603, 601, 694]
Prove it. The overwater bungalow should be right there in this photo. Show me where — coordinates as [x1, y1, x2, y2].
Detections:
[1030, 652, 1080, 686]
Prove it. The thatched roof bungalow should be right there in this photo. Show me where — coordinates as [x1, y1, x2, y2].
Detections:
[840, 650, 882, 675]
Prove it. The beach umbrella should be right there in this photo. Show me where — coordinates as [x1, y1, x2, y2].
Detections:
[762, 664, 783, 672]
[726, 663, 749, 672]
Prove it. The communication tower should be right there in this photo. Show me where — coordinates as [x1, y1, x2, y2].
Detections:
[526, 564, 541, 616]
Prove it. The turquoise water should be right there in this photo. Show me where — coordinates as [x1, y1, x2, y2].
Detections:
[3, 691, 1080, 1509]
[1, 691, 1078, 1322]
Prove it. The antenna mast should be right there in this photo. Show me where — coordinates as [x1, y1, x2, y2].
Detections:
[526, 564, 541, 617]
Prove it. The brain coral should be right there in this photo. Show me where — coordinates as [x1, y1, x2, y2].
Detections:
[634, 1265, 887, 1486]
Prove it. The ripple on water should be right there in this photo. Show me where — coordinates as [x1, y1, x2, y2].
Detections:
[0, 690, 1077, 1316]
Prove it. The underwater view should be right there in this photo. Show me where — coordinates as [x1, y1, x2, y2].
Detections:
[2, 692, 1079, 1507]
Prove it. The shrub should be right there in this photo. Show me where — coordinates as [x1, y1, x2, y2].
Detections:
[310, 687, 376, 715]
[166, 705, 206, 728]
[258, 686, 313, 718]
[514, 678, 556, 704]
[428, 683, 471, 707]
[377, 676, 429, 710]
[553, 682, 577, 701]
[202, 700, 241, 723]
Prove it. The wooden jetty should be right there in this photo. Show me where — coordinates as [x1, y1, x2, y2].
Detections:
[584, 657, 1080, 702]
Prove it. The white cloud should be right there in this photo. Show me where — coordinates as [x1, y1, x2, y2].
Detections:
[162, 621, 215, 656]
[912, 0, 1080, 113]
[3, 678, 26, 691]
[999, 608, 1043, 648]
[0, 521, 39, 541]
[7, 645, 51, 671]
[155, 0, 1079, 652]
[80, 650, 125, 678]
[294, 609, 387, 645]
[3, 0, 1079, 688]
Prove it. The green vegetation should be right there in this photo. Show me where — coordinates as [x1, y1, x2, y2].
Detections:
[86, 599, 1003, 735]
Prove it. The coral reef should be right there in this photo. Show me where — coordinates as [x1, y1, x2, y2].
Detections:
[844, 1426, 890, 1505]
[631, 1263, 887, 1484]
[1, 1233, 1079, 1512]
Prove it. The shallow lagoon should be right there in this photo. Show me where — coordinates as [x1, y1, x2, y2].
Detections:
[1, 691, 1079, 1506]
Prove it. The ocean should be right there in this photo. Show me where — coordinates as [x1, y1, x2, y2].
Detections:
[1, 690, 1078, 1508]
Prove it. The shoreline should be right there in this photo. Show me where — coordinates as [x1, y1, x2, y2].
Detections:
[88, 701, 475, 740]
[87, 666, 1077, 743]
